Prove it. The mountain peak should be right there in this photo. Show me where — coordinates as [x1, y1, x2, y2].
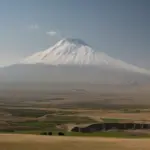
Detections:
[56, 38, 89, 47]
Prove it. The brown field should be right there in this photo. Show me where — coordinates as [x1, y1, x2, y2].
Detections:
[0, 134, 150, 150]
[75, 110, 150, 121]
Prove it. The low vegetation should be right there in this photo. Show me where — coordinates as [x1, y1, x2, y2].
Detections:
[1, 108, 50, 118]
[101, 118, 128, 123]
[68, 131, 150, 138]
[1, 96, 150, 139]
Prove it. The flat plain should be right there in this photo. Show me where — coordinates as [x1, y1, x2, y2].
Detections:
[0, 134, 150, 150]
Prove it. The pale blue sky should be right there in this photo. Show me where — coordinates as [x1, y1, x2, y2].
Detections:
[0, 0, 149, 68]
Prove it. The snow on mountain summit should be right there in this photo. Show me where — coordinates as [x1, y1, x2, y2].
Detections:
[21, 38, 150, 75]
[56, 38, 89, 46]
[22, 38, 106, 65]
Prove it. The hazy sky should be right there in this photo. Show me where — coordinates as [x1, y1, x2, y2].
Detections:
[0, 0, 149, 68]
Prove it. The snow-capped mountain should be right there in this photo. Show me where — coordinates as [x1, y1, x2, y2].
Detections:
[0, 38, 150, 84]
[21, 38, 150, 75]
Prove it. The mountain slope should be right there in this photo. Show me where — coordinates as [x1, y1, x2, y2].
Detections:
[0, 38, 150, 84]
[21, 38, 150, 75]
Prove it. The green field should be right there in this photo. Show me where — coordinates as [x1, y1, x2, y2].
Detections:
[1, 108, 50, 117]
[67, 131, 150, 138]
[101, 118, 129, 123]
[1, 131, 150, 139]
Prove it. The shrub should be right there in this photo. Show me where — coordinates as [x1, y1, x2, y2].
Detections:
[40, 132, 47, 135]
[48, 132, 52, 135]
[58, 132, 65, 136]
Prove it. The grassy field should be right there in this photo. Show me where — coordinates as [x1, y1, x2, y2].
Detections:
[1, 106, 150, 134]
[1, 130, 150, 139]
[0, 134, 150, 150]
[0, 107, 97, 133]
[101, 117, 128, 123]
[68, 131, 150, 138]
